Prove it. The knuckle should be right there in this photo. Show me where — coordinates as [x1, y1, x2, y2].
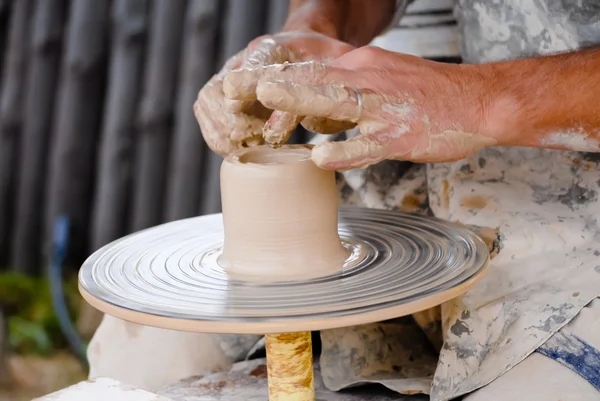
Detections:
[351, 46, 387, 66]
[335, 46, 387, 69]
[247, 35, 274, 52]
[360, 45, 386, 56]
[356, 46, 386, 64]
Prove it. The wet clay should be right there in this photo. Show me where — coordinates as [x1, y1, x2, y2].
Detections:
[219, 144, 349, 280]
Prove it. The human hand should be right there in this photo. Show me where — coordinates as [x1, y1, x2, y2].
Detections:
[193, 31, 354, 156]
[224, 46, 500, 170]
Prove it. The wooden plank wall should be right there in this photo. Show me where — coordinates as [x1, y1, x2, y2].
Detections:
[0, 0, 292, 275]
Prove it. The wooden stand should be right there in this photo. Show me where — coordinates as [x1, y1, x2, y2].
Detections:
[266, 332, 314, 401]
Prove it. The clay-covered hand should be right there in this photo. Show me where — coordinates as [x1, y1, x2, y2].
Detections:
[225, 46, 500, 170]
[194, 31, 354, 156]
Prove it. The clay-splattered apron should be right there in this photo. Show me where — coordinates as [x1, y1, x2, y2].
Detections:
[225, 1, 600, 400]
[305, 1, 600, 400]
[97, 1, 600, 399]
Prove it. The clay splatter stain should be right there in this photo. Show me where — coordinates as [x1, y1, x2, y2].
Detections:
[450, 311, 473, 337]
[400, 195, 422, 212]
[249, 364, 268, 378]
[459, 163, 474, 174]
[533, 183, 598, 209]
[442, 180, 450, 209]
[460, 195, 488, 209]
[467, 225, 503, 259]
[557, 184, 598, 208]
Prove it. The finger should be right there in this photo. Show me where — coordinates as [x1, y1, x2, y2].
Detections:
[263, 111, 304, 145]
[224, 61, 342, 100]
[259, 81, 359, 145]
[256, 80, 363, 123]
[223, 68, 266, 102]
[223, 40, 293, 110]
[227, 62, 353, 145]
[301, 117, 356, 135]
[229, 101, 272, 143]
[225, 60, 355, 147]
[217, 49, 250, 113]
[228, 45, 301, 143]
[194, 76, 265, 155]
[201, 109, 266, 155]
[311, 133, 389, 171]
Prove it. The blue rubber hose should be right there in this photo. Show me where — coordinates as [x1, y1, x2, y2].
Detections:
[48, 216, 88, 366]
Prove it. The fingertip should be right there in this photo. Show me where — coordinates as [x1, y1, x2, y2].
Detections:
[263, 111, 302, 145]
[264, 130, 290, 146]
[311, 137, 388, 170]
[311, 142, 346, 170]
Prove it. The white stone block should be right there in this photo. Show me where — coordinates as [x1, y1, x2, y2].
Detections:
[33, 377, 174, 401]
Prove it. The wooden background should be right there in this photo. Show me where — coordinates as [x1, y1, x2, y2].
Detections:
[0, 0, 312, 275]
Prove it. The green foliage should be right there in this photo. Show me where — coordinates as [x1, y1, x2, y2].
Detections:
[0, 272, 81, 355]
[8, 317, 53, 355]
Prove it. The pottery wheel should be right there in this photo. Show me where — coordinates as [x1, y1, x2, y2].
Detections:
[79, 206, 489, 334]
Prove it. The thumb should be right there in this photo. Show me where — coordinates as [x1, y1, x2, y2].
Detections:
[311, 133, 389, 171]
[256, 80, 363, 123]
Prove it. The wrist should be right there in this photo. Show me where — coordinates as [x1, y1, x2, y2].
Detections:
[471, 63, 523, 147]
[282, 0, 344, 40]
[281, 0, 397, 47]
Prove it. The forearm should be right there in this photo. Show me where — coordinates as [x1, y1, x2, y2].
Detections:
[282, 0, 398, 47]
[481, 47, 600, 152]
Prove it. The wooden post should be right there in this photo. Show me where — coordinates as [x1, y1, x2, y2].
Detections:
[265, 332, 315, 401]
[131, 0, 187, 231]
[200, 0, 268, 215]
[11, 0, 66, 273]
[91, 0, 149, 251]
[45, 0, 110, 265]
[165, 0, 219, 222]
[0, 1, 11, 80]
[0, 0, 33, 267]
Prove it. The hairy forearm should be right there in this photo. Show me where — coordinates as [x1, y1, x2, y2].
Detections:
[481, 47, 600, 152]
[283, 0, 398, 47]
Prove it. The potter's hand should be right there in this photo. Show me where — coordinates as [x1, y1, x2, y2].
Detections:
[194, 32, 353, 156]
[225, 46, 499, 170]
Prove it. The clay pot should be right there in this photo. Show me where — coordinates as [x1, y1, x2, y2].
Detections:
[219, 145, 348, 280]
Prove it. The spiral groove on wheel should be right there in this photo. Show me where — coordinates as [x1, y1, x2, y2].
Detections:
[79, 207, 489, 333]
